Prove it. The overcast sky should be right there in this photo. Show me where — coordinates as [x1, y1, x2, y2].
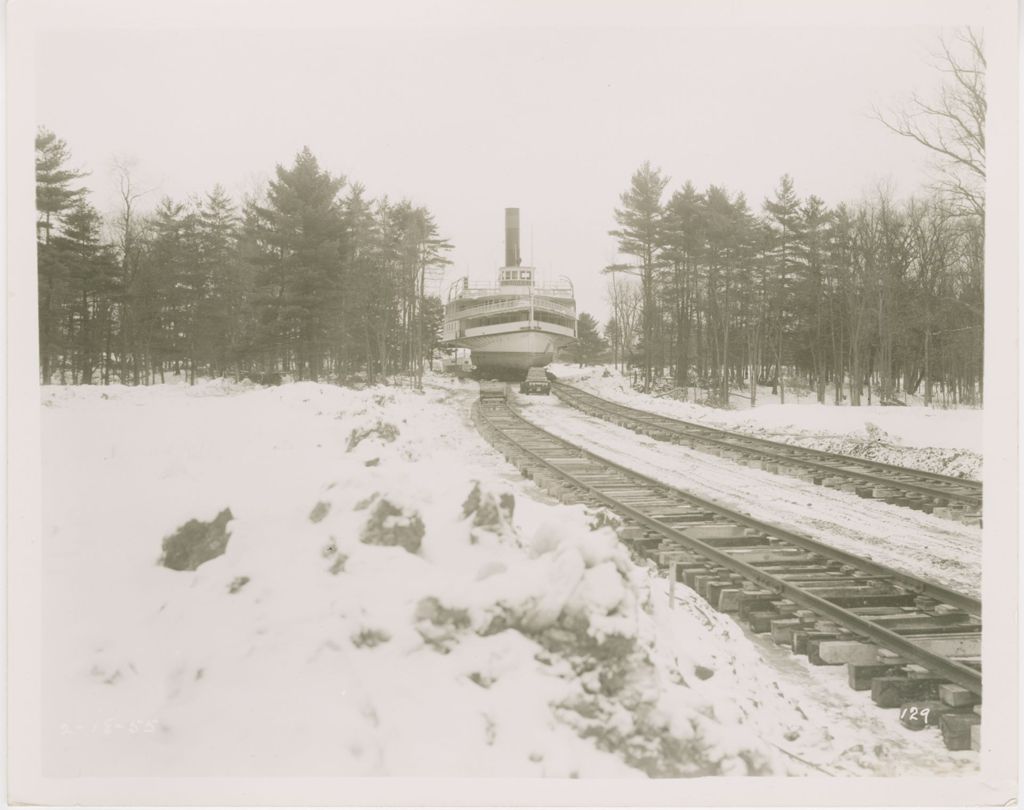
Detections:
[35, 11, 953, 320]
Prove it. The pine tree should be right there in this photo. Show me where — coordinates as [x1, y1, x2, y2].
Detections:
[248, 147, 346, 380]
[794, 195, 832, 402]
[570, 313, 607, 366]
[420, 295, 445, 369]
[36, 128, 88, 244]
[405, 207, 451, 386]
[36, 127, 88, 382]
[661, 182, 704, 388]
[763, 174, 803, 403]
[339, 184, 383, 379]
[609, 162, 668, 389]
[197, 186, 243, 378]
[54, 202, 119, 383]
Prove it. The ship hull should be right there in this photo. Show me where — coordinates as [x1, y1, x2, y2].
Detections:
[449, 329, 574, 372]
[473, 349, 553, 372]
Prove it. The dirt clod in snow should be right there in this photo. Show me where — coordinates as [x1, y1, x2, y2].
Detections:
[469, 671, 495, 688]
[588, 509, 621, 532]
[350, 627, 391, 648]
[462, 481, 516, 531]
[327, 551, 348, 575]
[308, 501, 331, 523]
[346, 420, 399, 451]
[158, 508, 233, 571]
[227, 576, 250, 594]
[415, 596, 472, 651]
[358, 495, 425, 553]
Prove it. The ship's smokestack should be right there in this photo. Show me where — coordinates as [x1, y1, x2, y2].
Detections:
[505, 208, 521, 267]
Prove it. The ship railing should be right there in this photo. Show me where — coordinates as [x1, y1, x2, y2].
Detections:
[446, 297, 530, 320]
[446, 296, 576, 322]
[452, 284, 575, 300]
[531, 296, 577, 313]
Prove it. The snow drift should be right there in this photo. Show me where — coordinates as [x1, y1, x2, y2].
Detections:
[41, 378, 976, 778]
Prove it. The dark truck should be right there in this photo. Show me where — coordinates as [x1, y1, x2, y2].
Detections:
[519, 367, 551, 395]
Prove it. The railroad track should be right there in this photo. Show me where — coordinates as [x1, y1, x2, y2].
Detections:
[474, 384, 982, 752]
[551, 382, 983, 525]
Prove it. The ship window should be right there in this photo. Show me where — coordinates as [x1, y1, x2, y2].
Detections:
[533, 310, 575, 330]
[467, 309, 530, 328]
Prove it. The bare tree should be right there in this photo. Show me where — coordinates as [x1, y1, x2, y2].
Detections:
[874, 28, 985, 218]
[604, 273, 642, 371]
[110, 156, 153, 383]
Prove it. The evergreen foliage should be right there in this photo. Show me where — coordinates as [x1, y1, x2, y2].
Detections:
[34, 133, 452, 386]
[569, 313, 607, 366]
[605, 170, 984, 405]
[608, 161, 669, 389]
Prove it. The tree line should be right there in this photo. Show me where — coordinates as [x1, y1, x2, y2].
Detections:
[36, 133, 451, 386]
[605, 170, 983, 407]
[605, 30, 985, 407]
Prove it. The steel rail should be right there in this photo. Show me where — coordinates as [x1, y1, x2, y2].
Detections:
[552, 381, 981, 491]
[480, 399, 981, 615]
[551, 382, 982, 508]
[474, 398, 982, 697]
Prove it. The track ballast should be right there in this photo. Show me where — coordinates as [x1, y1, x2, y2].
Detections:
[474, 385, 982, 752]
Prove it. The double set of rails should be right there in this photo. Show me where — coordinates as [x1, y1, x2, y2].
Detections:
[473, 382, 983, 752]
[551, 382, 983, 525]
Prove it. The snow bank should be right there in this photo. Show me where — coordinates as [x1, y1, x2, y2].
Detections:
[549, 365, 982, 479]
[41, 378, 822, 778]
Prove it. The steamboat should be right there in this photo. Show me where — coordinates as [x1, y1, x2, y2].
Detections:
[443, 208, 577, 376]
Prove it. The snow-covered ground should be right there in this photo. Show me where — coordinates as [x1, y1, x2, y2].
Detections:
[549, 365, 983, 481]
[40, 376, 978, 778]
